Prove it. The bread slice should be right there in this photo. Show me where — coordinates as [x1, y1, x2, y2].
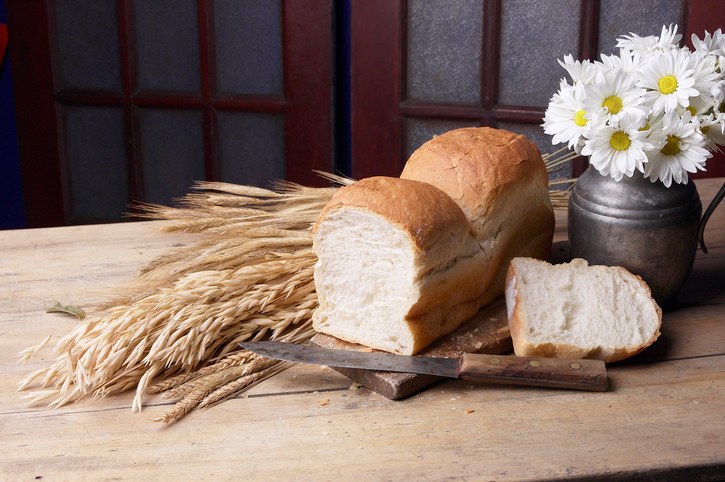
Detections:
[401, 127, 555, 306]
[312, 176, 489, 355]
[505, 257, 662, 363]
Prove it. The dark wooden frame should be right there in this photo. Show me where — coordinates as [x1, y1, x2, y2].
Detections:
[349, 0, 725, 181]
[6, 0, 333, 227]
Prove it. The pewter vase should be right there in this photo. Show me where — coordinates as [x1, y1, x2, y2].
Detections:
[568, 167, 714, 307]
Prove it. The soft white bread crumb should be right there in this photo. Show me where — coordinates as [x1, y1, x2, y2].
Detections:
[505, 257, 662, 363]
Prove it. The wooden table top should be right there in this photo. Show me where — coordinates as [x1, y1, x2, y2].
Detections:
[2, 178, 725, 481]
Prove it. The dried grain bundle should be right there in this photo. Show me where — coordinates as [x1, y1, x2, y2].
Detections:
[18, 177, 347, 419]
[19, 252, 319, 413]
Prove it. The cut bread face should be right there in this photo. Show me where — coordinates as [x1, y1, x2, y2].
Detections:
[313, 209, 420, 354]
[312, 176, 488, 355]
[505, 258, 662, 363]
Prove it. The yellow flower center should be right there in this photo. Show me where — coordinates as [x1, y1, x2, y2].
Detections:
[638, 123, 651, 132]
[574, 110, 588, 127]
[602, 95, 623, 114]
[610, 131, 631, 151]
[661, 135, 681, 155]
[702, 125, 710, 135]
[686, 106, 697, 116]
[658, 75, 678, 95]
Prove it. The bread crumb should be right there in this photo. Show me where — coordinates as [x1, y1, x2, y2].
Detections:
[465, 409, 475, 414]
[361, 347, 373, 352]
[349, 382, 362, 390]
[319, 398, 330, 406]
[474, 342, 483, 350]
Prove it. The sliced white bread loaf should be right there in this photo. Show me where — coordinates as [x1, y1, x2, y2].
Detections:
[312, 176, 489, 355]
[505, 257, 662, 363]
[401, 127, 555, 307]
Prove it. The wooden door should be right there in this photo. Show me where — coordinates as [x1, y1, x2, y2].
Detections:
[6, 0, 334, 227]
[349, 0, 725, 181]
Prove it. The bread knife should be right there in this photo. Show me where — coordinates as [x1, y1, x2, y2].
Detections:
[240, 341, 608, 392]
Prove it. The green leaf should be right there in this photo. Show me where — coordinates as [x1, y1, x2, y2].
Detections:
[44, 301, 86, 320]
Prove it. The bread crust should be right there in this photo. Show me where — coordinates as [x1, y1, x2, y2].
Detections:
[400, 127, 551, 234]
[505, 257, 663, 364]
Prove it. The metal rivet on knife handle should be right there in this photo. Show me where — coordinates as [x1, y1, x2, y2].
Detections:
[570, 362, 582, 370]
[489, 357, 501, 365]
[529, 360, 541, 367]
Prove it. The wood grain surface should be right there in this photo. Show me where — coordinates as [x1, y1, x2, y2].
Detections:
[2, 179, 724, 481]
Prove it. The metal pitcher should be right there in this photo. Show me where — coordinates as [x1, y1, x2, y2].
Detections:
[568, 167, 725, 306]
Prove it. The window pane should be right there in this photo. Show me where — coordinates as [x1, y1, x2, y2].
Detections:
[54, 0, 121, 91]
[499, 0, 580, 107]
[62, 106, 128, 220]
[214, 0, 284, 96]
[598, 0, 686, 56]
[406, 0, 483, 103]
[217, 112, 285, 187]
[135, 0, 201, 92]
[404, 118, 480, 161]
[138, 109, 205, 205]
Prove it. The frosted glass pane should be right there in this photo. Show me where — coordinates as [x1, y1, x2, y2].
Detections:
[407, 0, 483, 103]
[499, 0, 580, 107]
[63, 106, 128, 220]
[404, 118, 480, 161]
[54, 0, 121, 91]
[135, 0, 201, 92]
[217, 112, 285, 187]
[214, 0, 284, 95]
[498, 121, 572, 184]
[598, 0, 686, 56]
[138, 109, 205, 205]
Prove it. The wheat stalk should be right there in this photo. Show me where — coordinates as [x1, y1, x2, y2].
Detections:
[18, 158, 573, 423]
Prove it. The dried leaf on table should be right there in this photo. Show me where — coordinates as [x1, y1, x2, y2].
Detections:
[44, 301, 86, 320]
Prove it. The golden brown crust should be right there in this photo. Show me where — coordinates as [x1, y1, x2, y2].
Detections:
[313, 176, 471, 254]
[400, 127, 550, 224]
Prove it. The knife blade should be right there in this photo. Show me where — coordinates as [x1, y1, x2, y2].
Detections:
[240, 341, 608, 392]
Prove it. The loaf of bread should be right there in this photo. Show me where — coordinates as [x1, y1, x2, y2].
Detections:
[401, 127, 555, 307]
[312, 176, 489, 355]
[505, 257, 662, 363]
[312, 127, 555, 355]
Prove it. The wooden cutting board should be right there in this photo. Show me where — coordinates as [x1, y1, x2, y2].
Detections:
[309, 297, 512, 399]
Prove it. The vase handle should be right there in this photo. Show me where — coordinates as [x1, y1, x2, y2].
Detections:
[698, 180, 725, 254]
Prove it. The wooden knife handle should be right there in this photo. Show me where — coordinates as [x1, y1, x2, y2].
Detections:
[458, 353, 608, 392]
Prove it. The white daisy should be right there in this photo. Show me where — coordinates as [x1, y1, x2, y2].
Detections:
[599, 49, 644, 74]
[542, 80, 589, 153]
[644, 110, 711, 186]
[686, 96, 725, 152]
[656, 24, 683, 50]
[581, 113, 652, 181]
[691, 29, 725, 59]
[687, 50, 720, 102]
[616, 24, 682, 53]
[636, 49, 699, 114]
[557, 54, 598, 85]
[712, 80, 725, 110]
[582, 68, 649, 124]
